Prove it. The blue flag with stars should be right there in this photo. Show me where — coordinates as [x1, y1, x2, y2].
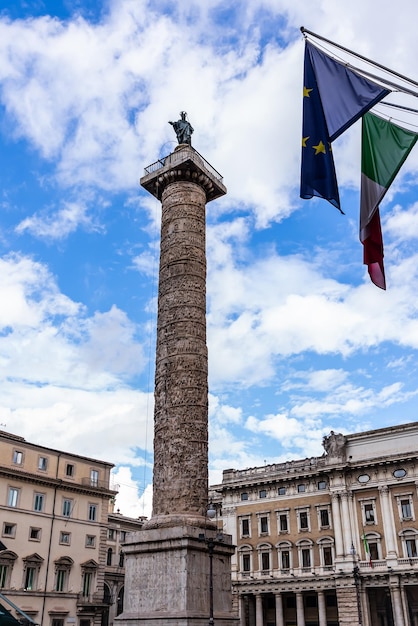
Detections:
[300, 41, 390, 212]
[300, 42, 341, 211]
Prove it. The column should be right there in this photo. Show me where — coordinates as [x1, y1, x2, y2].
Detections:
[340, 491, 353, 556]
[379, 486, 397, 556]
[317, 591, 327, 626]
[360, 588, 371, 626]
[331, 493, 344, 557]
[256, 593, 263, 626]
[275, 593, 284, 626]
[391, 586, 406, 626]
[400, 583, 411, 626]
[240, 595, 247, 626]
[296, 592, 305, 626]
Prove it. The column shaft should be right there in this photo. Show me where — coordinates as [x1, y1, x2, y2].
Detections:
[331, 494, 344, 557]
[296, 592, 305, 626]
[317, 591, 327, 626]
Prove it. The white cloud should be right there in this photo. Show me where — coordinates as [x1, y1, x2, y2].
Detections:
[16, 201, 103, 239]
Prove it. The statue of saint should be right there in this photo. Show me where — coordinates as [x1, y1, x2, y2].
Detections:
[169, 111, 194, 145]
[322, 430, 347, 459]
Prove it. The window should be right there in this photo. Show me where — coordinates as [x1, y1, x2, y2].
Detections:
[38, 456, 48, 471]
[301, 548, 311, 568]
[396, 495, 414, 521]
[52, 619, 64, 626]
[318, 538, 334, 568]
[241, 492, 248, 501]
[259, 490, 267, 499]
[363, 502, 376, 524]
[393, 468, 407, 478]
[318, 480, 327, 490]
[107, 548, 113, 566]
[278, 487, 286, 496]
[401, 531, 418, 558]
[297, 484, 306, 493]
[24, 566, 37, 590]
[82, 571, 93, 596]
[86, 535, 96, 548]
[7, 488, 19, 508]
[108, 529, 116, 540]
[297, 540, 313, 569]
[259, 516, 269, 535]
[0, 565, 9, 588]
[3, 523, 16, 538]
[277, 509, 290, 534]
[33, 493, 45, 512]
[363, 532, 382, 561]
[277, 542, 293, 572]
[55, 569, 67, 592]
[120, 531, 127, 542]
[66, 463, 74, 477]
[319, 508, 330, 528]
[90, 469, 99, 487]
[241, 518, 250, 538]
[59, 532, 71, 545]
[261, 552, 270, 571]
[242, 553, 251, 572]
[62, 499, 72, 517]
[13, 451, 23, 465]
[88, 504, 97, 522]
[298, 509, 310, 531]
[29, 527, 41, 541]
[119, 552, 124, 567]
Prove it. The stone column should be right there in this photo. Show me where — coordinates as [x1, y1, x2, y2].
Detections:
[391, 585, 406, 626]
[331, 493, 344, 557]
[317, 591, 327, 626]
[116, 146, 237, 626]
[255, 594, 263, 626]
[379, 486, 397, 556]
[340, 491, 352, 556]
[275, 593, 284, 626]
[239, 595, 246, 626]
[296, 592, 305, 626]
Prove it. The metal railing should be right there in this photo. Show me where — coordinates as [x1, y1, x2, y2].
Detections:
[144, 148, 224, 183]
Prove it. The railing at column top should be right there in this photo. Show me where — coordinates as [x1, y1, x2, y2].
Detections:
[144, 149, 224, 183]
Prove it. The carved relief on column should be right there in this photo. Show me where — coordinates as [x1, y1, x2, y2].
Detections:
[151, 180, 209, 524]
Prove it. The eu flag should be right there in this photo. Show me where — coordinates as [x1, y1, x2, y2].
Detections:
[300, 42, 340, 210]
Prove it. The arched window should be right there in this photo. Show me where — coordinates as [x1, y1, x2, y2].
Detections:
[400, 529, 418, 558]
[296, 539, 313, 570]
[237, 544, 253, 574]
[22, 553, 44, 591]
[257, 542, 273, 574]
[276, 541, 293, 572]
[317, 537, 334, 569]
[363, 532, 382, 561]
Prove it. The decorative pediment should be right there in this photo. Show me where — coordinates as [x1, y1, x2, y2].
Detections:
[22, 553, 44, 563]
[80, 559, 98, 569]
[0, 550, 18, 562]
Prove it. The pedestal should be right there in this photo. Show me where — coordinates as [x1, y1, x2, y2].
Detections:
[116, 525, 238, 626]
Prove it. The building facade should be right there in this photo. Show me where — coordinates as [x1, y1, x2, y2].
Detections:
[0, 430, 121, 626]
[215, 422, 418, 626]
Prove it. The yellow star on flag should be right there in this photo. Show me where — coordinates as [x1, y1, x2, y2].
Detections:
[313, 140, 326, 155]
[302, 136, 309, 147]
[303, 86, 313, 98]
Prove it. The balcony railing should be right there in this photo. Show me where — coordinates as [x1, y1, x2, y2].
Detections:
[144, 148, 224, 183]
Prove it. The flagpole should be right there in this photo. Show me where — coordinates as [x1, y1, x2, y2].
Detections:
[300, 26, 418, 90]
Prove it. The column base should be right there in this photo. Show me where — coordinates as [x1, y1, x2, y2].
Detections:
[116, 524, 239, 626]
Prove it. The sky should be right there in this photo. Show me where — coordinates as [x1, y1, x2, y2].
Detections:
[1, 0, 418, 519]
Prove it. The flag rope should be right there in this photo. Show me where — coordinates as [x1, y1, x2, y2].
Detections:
[300, 26, 418, 91]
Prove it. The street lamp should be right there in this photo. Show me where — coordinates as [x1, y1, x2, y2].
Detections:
[350, 544, 363, 626]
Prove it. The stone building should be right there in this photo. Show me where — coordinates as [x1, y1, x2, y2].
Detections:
[213, 422, 418, 626]
[104, 513, 146, 626]
[0, 429, 140, 626]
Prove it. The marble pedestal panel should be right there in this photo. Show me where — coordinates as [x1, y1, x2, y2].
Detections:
[116, 525, 239, 626]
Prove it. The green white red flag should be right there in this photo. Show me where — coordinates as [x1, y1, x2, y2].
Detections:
[361, 112, 418, 289]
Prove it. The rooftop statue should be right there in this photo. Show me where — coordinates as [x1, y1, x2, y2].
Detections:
[169, 111, 194, 146]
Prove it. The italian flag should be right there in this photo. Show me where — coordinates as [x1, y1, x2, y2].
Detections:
[362, 533, 372, 567]
[360, 112, 418, 289]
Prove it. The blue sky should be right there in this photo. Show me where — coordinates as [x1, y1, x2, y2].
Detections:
[1, 0, 418, 517]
